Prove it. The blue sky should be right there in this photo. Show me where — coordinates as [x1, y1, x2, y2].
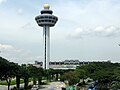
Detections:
[0, 0, 120, 64]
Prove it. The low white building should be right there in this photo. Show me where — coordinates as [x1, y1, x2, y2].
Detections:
[33, 60, 90, 69]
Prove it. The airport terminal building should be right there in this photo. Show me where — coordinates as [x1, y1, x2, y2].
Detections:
[33, 60, 90, 69]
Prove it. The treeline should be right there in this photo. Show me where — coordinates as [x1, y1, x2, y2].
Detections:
[0, 57, 43, 90]
[1, 56, 120, 90]
[60, 61, 120, 89]
[0, 57, 68, 90]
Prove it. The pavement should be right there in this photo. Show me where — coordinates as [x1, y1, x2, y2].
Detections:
[32, 81, 65, 90]
[0, 81, 65, 90]
[0, 85, 17, 90]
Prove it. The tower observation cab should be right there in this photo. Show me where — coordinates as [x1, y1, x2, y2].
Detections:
[35, 4, 58, 69]
[35, 4, 58, 27]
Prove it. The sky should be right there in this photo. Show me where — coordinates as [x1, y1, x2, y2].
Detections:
[0, 0, 120, 64]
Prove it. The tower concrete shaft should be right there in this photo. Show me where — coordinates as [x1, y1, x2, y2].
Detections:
[35, 4, 58, 69]
[43, 26, 50, 69]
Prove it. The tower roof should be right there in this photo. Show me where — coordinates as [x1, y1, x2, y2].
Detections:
[44, 4, 50, 9]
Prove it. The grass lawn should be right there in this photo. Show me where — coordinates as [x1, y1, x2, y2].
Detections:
[0, 79, 24, 85]
[0, 78, 49, 86]
[0, 78, 34, 85]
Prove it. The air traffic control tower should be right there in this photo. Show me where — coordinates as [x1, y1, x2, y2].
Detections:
[35, 4, 58, 69]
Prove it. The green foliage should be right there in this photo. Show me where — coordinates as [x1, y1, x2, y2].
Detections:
[44, 61, 120, 88]
[27, 65, 44, 86]
[111, 82, 120, 90]
[61, 71, 79, 85]
[75, 62, 120, 89]
[1, 56, 120, 89]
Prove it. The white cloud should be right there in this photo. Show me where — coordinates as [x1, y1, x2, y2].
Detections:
[106, 26, 116, 33]
[0, 44, 13, 49]
[67, 26, 120, 39]
[0, 44, 24, 54]
[95, 26, 104, 32]
[67, 27, 84, 39]
[94, 26, 120, 37]
[0, 43, 38, 64]
[0, 0, 6, 4]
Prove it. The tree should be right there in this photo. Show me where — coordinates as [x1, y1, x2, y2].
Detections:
[0, 57, 10, 79]
[28, 65, 44, 86]
[61, 71, 79, 85]
[27, 65, 37, 85]
[15, 65, 23, 89]
[21, 64, 30, 89]
[0, 57, 19, 90]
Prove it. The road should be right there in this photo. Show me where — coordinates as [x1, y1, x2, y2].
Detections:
[0, 85, 16, 90]
[32, 81, 65, 90]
